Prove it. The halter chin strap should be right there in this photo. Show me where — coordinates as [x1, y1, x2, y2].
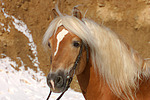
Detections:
[46, 42, 89, 100]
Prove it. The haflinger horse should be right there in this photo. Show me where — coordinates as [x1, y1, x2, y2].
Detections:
[43, 6, 150, 100]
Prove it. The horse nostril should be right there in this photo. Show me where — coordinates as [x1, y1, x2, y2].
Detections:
[55, 76, 63, 87]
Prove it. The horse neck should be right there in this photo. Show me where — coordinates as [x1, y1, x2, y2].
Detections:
[77, 52, 150, 100]
[77, 57, 150, 100]
[76, 58, 119, 100]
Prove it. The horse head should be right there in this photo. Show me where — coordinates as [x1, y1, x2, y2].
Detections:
[46, 7, 89, 93]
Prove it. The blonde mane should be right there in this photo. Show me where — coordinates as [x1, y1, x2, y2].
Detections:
[43, 7, 150, 100]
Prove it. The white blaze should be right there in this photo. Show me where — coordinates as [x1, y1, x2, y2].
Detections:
[54, 29, 68, 56]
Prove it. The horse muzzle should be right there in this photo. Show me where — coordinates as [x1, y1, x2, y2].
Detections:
[47, 70, 67, 93]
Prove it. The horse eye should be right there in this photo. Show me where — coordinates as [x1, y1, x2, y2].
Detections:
[73, 41, 80, 47]
[48, 42, 51, 48]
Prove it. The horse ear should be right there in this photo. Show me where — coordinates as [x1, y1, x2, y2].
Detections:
[52, 8, 59, 18]
[72, 7, 82, 20]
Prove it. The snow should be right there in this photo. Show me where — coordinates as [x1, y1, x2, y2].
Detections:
[12, 16, 39, 69]
[1, 6, 39, 70]
[0, 22, 4, 26]
[0, 56, 84, 100]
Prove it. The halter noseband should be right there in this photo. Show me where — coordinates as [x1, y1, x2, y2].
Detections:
[46, 42, 89, 100]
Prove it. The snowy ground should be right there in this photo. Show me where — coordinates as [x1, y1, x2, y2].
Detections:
[0, 3, 84, 100]
[0, 56, 84, 100]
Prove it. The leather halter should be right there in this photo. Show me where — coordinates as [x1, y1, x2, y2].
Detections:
[46, 42, 89, 100]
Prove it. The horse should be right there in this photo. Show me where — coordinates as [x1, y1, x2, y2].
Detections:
[43, 6, 150, 100]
